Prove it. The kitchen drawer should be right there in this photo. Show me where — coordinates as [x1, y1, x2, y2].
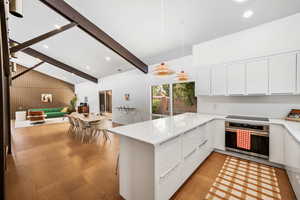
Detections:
[197, 139, 209, 164]
[182, 126, 204, 158]
[158, 136, 181, 176]
[182, 147, 199, 183]
[159, 162, 181, 200]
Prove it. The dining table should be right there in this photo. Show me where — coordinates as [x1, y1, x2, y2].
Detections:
[70, 112, 105, 123]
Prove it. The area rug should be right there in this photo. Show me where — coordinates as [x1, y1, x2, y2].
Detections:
[205, 156, 282, 200]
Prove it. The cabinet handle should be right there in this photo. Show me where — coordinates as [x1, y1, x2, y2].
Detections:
[183, 126, 198, 135]
[198, 139, 208, 148]
[159, 135, 180, 146]
[184, 148, 197, 160]
[160, 163, 180, 179]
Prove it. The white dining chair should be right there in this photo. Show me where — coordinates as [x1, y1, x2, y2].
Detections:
[78, 119, 91, 143]
[89, 120, 111, 144]
[66, 115, 75, 136]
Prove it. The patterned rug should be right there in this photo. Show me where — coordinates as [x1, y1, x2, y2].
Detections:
[205, 156, 282, 200]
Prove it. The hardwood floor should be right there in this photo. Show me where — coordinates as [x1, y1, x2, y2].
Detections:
[6, 121, 122, 200]
[6, 122, 296, 200]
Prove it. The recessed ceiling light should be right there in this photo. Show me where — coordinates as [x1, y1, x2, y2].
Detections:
[233, 0, 248, 3]
[105, 56, 111, 61]
[43, 44, 49, 49]
[54, 24, 61, 29]
[243, 10, 254, 18]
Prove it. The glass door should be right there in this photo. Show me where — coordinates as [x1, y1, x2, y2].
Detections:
[151, 84, 171, 119]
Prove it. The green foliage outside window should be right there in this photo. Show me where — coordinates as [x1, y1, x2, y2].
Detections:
[173, 82, 196, 106]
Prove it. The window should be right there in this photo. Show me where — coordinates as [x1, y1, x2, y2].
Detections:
[151, 84, 170, 119]
[172, 82, 197, 115]
[151, 82, 197, 119]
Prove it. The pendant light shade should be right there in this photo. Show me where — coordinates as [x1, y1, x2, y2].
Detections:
[153, 62, 175, 76]
[176, 70, 189, 81]
[9, 0, 23, 18]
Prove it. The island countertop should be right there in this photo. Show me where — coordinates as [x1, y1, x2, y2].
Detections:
[108, 112, 300, 145]
[108, 113, 225, 145]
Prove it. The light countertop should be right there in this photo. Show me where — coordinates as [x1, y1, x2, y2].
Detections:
[108, 113, 300, 145]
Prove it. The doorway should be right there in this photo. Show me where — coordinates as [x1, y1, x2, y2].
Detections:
[99, 90, 112, 118]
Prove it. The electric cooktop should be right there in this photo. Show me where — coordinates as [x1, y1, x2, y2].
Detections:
[226, 115, 269, 122]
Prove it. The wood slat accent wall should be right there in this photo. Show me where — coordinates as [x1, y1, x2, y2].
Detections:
[10, 64, 75, 119]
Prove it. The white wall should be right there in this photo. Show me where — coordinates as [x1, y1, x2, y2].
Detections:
[193, 13, 300, 66]
[75, 81, 100, 113]
[75, 56, 195, 125]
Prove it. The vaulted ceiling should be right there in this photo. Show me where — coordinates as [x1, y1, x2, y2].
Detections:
[8, 0, 300, 84]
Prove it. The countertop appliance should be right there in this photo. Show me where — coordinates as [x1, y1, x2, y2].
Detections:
[225, 115, 269, 159]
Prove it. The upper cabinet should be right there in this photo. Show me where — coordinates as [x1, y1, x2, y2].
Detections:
[195, 50, 300, 96]
[297, 53, 300, 94]
[211, 65, 227, 95]
[246, 59, 269, 95]
[269, 53, 297, 94]
[196, 67, 211, 96]
[227, 63, 246, 95]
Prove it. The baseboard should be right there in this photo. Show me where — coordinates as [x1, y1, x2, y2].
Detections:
[214, 149, 284, 169]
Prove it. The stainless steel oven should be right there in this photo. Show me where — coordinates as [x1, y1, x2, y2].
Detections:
[225, 116, 270, 159]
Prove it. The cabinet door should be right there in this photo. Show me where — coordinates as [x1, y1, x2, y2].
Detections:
[297, 53, 300, 94]
[227, 63, 246, 95]
[211, 65, 227, 95]
[158, 136, 181, 177]
[246, 59, 269, 95]
[269, 53, 297, 94]
[212, 120, 225, 150]
[269, 125, 285, 165]
[196, 67, 211, 95]
[285, 131, 300, 169]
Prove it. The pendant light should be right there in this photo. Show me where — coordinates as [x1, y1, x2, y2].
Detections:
[153, 62, 175, 76]
[153, 0, 175, 77]
[176, 70, 188, 81]
[176, 5, 189, 81]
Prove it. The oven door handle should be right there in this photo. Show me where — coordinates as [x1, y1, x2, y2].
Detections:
[225, 128, 269, 137]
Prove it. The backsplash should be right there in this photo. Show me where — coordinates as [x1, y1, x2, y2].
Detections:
[197, 95, 300, 119]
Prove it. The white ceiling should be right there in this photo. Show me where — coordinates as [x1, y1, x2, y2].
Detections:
[8, 0, 300, 84]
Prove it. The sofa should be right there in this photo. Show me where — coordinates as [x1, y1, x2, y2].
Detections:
[29, 107, 68, 119]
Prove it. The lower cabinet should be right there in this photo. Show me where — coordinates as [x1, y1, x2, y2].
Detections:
[157, 120, 219, 200]
[269, 125, 285, 165]
[212, 120, 225, 151]
[159, 163, 181, 200]
[269, 125, 300, 200]
[285, 131, 300, 199]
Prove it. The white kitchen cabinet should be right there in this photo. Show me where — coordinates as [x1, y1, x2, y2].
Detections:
[269, 125, 285, 165]
[297, 53, 300, 94]
[158, 136, 181, 177]
[284, 131, 300, 199]
[211, 65, 227, 95]
[246, 59, 269, 95]
[269, 53, 297, 94]
[212, 119, 225, 151]
[196, 67, 211, 96]
[227, 63, 246, 95]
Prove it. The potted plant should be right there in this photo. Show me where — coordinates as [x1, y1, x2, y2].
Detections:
[68, 95, 78, 113]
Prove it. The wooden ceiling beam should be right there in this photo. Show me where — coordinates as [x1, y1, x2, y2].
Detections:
[10, 22, 77, 53]
[40, 0, 148, 73]
[12, 61, 45, 80]
[10, 39, 98, 83]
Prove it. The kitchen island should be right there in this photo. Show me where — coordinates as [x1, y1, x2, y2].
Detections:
[108, 112, 300, 200]
[108, 113, 225, 200]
